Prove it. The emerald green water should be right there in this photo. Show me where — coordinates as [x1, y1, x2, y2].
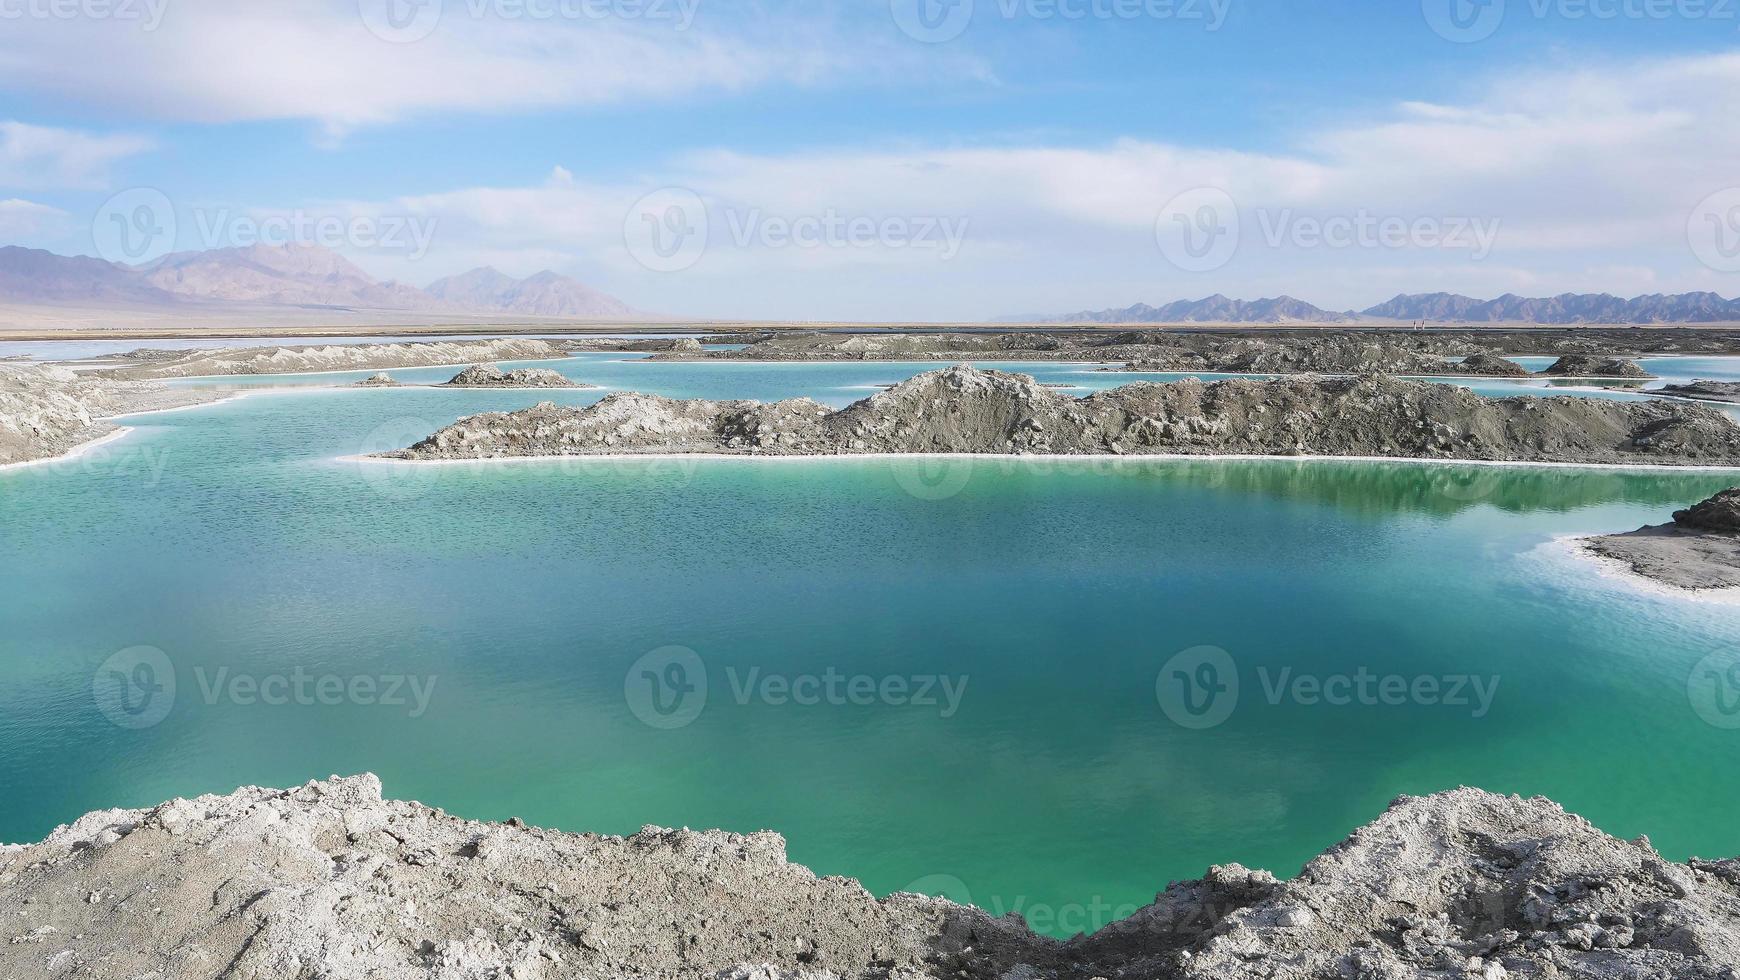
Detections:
[4, 354, 1740, 937]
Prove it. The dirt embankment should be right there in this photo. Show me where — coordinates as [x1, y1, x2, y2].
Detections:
[0, 364, 223, 466]
[1585, 487, 1740, 590]
[3, 775, 1739, 979]
[101, 338, 574, 380]
[380, 365, 1740, 467]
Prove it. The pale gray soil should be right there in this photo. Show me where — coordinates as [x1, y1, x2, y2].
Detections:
[0, 364, 224, 466]
[381, 365, 1740, 467]
[1659, 381, 1740, 405]
[101, 339, 575, 380]
[1538, 355, 1655, 379]
[1586, 488, 1740, 589]
[3, 776, 1739, 979]
[656, 329, 1740, 369]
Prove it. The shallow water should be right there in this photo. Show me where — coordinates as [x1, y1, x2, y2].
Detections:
[4, 357, 1740, 938]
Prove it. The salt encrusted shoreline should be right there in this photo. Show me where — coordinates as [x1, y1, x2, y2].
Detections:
[1581, 488, 1740, 591]
[3, 775, 1739, 980]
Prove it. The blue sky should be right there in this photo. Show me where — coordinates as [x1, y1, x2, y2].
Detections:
[3, 0, 1739, 319]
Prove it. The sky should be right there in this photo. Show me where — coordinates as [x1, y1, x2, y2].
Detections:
[2, 0, 1740, 320]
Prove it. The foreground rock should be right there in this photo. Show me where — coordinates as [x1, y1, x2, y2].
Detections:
[0, 364, 222, 466]
[3, 776, 1739, 979]
[440, 363, 588, 389]
[1586, 487, 1740, 590]
[1538, 355, 1655, 379]
[381, 365, 1740, 466]
[103, 338, 572, 380]
[1659, 381, 1740, 405]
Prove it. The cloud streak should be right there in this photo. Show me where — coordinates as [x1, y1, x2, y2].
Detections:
[0, 122, 153, 190]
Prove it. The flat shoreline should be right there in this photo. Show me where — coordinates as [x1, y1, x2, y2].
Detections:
[1548, 534, 1740, 605]
[0, 425, 136, 473]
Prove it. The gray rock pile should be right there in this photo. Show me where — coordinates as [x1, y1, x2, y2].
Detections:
[3, 777, 1739, 979]
[1538, 355, 1655, 379]
[1659, 381, 1740, 405]
[440, 363, 586, 389]
[381, 365, 1740, 467]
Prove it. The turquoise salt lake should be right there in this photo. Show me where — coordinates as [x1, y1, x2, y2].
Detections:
[4, 352, 1740, 937]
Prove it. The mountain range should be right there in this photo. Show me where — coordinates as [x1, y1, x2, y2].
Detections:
[0, 244, 640, 319]
[1038, 291, 1740, 324]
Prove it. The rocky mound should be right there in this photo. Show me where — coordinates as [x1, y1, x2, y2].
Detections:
[1658, 381, 1740, 405]
[1452, 352, 1533, 377]
[381, 365, 1740, 466]
[1584, 487, 1740, 590]
[1539, 355, 1655, 379]
[104, 339, 570, 380]
[441, 364, 586, 389]
[3, 776, 1739, 979]
[1676, 487, 1740, 533]
[353, 373, 400, 387]
[0, 364, 222, 466]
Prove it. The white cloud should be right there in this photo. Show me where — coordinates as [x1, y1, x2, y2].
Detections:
[0, 122, 153, 190]
[176, 49, 1740, 318]
[0, 198, 70, 237]
[0, 0, 979, 138]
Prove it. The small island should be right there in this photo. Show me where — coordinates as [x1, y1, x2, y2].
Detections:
[438, 364, 590, 389]
[1585, 488, 1740, 591]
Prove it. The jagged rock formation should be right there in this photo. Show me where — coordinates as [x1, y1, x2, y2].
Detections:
[103, 339, 571, 380]
[1584, 488, 1740, 590]
[440, 364, 587, 389]
[1538, 356, 1655, 380]
[381, 365, 1740, 467]
[1659, 381, 1740, 405]
[0, 364, 222, 466]
[3, 776, 1740, 979]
